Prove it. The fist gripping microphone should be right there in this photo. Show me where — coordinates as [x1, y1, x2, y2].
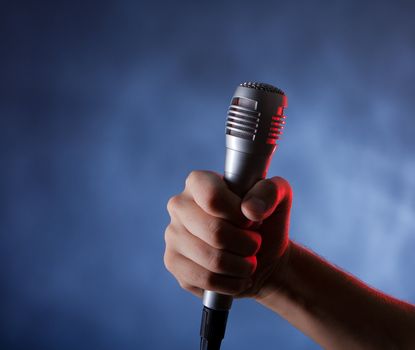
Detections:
[200, 82, 288, 350]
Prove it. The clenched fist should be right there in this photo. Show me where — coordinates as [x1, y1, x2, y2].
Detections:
[164, 170, 292, 300]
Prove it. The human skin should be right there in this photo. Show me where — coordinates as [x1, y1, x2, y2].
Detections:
[164, 170, 415, 349]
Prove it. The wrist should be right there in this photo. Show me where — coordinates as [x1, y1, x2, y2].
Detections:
[254, 239, 294, 304]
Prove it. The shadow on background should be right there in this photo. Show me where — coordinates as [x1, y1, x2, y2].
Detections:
[1, 1, 415, 349]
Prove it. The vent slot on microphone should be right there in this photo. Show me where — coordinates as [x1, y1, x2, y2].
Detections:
[231, 97, 258, 110]
[226, 99, 260, 141]
[267, 113, 286, 144]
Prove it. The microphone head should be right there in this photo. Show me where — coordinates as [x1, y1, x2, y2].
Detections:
[226, 82, 287, 148]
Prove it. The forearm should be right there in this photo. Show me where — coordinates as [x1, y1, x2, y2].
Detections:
[255, 241, 415, 350]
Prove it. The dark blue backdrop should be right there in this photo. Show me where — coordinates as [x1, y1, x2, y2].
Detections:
[2, 1, 415, 349]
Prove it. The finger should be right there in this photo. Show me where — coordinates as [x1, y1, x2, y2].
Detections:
[241, 176, 292, 222]
[164, 247, 204, 297]
[184, 170, 249, 226]
[166, 224, 257, 278]
[168, 195, 261, 257]
[179, 281, 203, 298]
[164, 250, 252, 295]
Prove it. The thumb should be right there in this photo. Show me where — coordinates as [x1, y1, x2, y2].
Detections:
[241, 176, 292, 222]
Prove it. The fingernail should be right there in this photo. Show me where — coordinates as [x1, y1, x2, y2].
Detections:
[245, 197, 267, 214]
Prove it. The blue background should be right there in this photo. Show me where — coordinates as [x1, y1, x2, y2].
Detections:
[2, 1, 415, 349]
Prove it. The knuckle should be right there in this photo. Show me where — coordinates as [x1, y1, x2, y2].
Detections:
[166, 195, 182, 216]
[166, 196, 176, 215]
[164, 224, 176, 246]
[185, 170, 202, 188]
[186, 170, 225, 214]
[163, 251, 174, 273]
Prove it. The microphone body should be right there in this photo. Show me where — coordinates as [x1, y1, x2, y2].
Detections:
[200, 82, 287, 350]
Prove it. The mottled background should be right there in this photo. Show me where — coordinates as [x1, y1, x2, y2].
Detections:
[1, 0, 415, 349]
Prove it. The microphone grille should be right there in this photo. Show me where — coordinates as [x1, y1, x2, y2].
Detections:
[240, 82, 285, 95]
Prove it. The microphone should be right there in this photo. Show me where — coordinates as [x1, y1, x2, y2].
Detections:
[199, 82, 288, 350]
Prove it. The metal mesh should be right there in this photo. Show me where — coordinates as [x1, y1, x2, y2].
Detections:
[240, 82, 285, 95]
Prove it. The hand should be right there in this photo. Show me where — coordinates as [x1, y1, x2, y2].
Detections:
[164, 170, 293, 299]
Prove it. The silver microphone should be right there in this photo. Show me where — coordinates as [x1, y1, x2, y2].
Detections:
[200, 82, 288, 350]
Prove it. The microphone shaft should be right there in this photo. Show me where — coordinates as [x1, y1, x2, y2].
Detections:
[199, 81, 286, 350]
[200, 149, 270, 349]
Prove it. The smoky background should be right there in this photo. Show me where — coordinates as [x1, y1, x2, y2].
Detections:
[1, 1, 415, 349]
